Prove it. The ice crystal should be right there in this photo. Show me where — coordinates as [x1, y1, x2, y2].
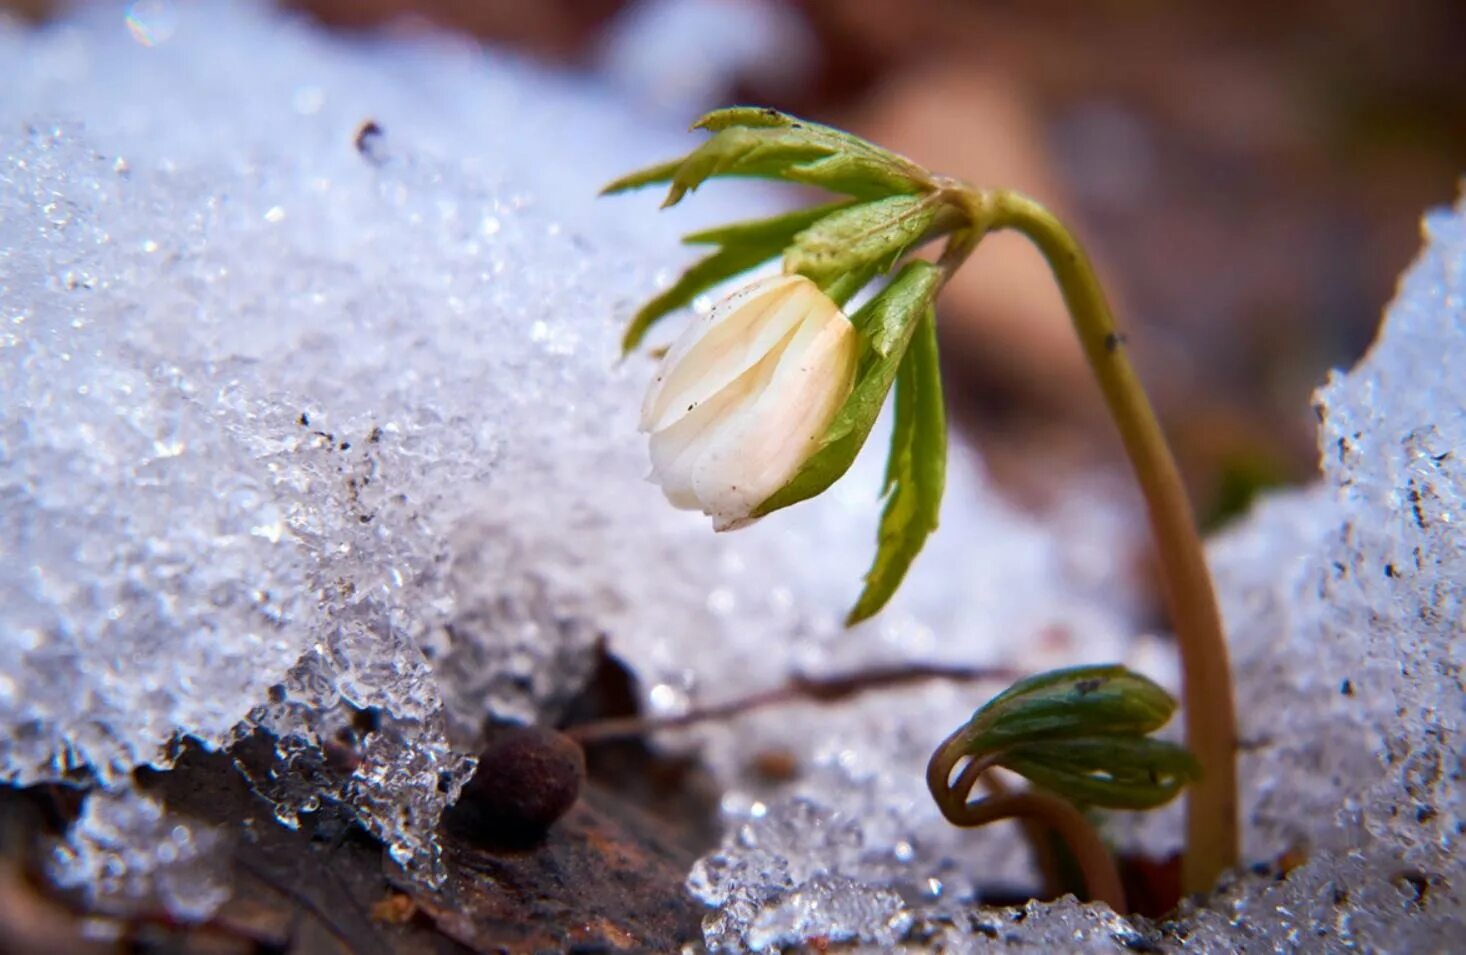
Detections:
[48, 789, 231, 922]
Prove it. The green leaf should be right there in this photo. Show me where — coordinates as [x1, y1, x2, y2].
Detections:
[819, 262, 885, 310]
[961, 664, 1178, 752]
[940, 664, 1198, 810]
[845, 301, 946, 624]
[784, 194, 945, 295]
[998, 737, 1200, 810]
[621, 245, 775, 353]
[621, 202, 851, 353]
[601, 156, 687, 196]
[692, 106, 801, 132]
[681, 200, 854, 247]
[694, 108, 929, 188]
[752, 261, 941, 518]
[663, 126, 832, 207]
[601, 107, 931, 207]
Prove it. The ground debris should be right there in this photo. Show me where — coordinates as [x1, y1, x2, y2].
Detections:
[410, 786, 702, 953]
[2, 738, 703, 954]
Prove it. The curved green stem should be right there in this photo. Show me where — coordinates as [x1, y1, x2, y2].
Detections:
[927, 733, 1126, 910]
[943, 186, 1238, 895]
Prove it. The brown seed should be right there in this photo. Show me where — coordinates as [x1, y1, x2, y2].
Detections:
[454, 725, 586, 842]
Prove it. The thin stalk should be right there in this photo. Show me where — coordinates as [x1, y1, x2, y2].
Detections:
[951, 792, 1126, 910]
[973, 766, 1064, 899]
[944, 186, 1238, 893]
[927, 734, 1125, 910]
[564, 662, 1015, 745]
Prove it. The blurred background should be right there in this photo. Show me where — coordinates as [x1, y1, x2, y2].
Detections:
[11, 0, 1464, 531]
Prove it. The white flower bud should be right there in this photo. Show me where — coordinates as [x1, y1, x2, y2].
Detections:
[640, 274, 858, 530]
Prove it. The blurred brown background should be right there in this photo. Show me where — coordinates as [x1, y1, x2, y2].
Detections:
[13, 0, 1465, 528]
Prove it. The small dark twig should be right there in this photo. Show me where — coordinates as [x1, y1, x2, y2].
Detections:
[564, 663, 1016, 745]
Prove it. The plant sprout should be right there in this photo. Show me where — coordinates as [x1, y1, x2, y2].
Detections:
[604, 107, 1238, 901]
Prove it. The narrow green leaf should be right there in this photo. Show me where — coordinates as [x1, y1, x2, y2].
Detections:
[622, 245, 776, 353]
[681, 201, 854, 247]
[961, 664, 1178, 752]
[846, 303, 946, 624]
[859, 265, 942, 358]
[998, 737, 1201, 810]
[601, 156, 685, 196]
[603, 108, 932, 207]
[693, 107, 929, 187]
[663, 126, 832, 207]
[621, 203, 853, 353]
[604, 109, 837, 200]
[667, 118, 928, 207]
[778, 150, 930, 201]
[752, 262, 941, 517]
[938, 665, 1197, 809]
[692, 106, 799, 132]
[784, 194, 943, 293]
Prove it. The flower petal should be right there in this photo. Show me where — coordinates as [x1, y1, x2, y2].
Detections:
[646, 324, 796, 511]
[639, 274, 810, 433]
[689, 308, 857, 527]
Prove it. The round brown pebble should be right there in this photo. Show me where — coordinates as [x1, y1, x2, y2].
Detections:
[454, 725, 586, 841]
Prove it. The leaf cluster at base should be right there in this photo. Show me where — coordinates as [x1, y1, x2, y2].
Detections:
[952, 664, 1200, 810]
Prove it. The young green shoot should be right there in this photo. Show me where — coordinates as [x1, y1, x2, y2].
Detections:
[604, 106, 1238, 899]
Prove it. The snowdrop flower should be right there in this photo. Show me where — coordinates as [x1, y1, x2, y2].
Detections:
[640, 273, 857, 530]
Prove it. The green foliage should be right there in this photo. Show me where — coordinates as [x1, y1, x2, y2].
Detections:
[965, 665, 1178, 748]
[602, 107, 930, 207]
[754, 262, 941, 518]
[999, 736, 1199, 810]
[600, 156, 684, 196]
[950, 665, 1200, 810]
[846, 305, 946, 624]
[784, 194, 946, 297]
[620, 202, 850, 353]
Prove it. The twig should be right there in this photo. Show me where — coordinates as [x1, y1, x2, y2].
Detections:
[564, 662, 1016, 745]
